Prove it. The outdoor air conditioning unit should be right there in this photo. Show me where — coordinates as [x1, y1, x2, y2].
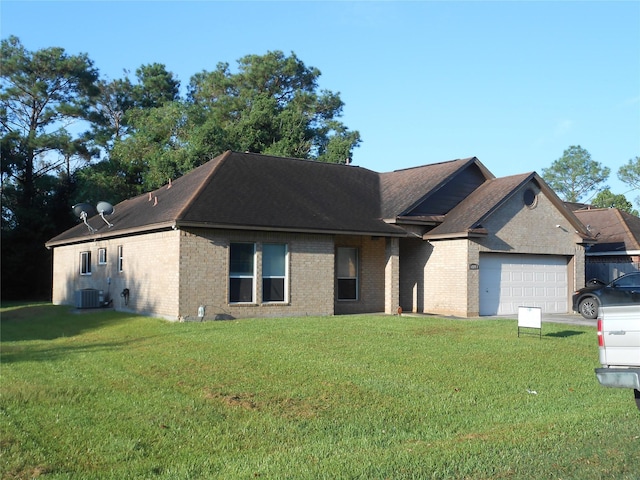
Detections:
[75, 289, 101, 309]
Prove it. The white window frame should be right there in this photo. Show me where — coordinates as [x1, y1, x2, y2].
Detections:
[98, 248, 107, 265]
[80, 251, 92, 276]
[262, 243, 288, 303]
[229, 242, 256, 303]
[337, 247, 358, 301]
[117, 245, 123, 272]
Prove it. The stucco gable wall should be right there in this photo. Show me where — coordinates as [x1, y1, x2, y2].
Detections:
[178, 229, 335, 320]
[51, 230, 181, 318]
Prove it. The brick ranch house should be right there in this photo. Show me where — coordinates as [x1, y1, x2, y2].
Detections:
[45, 151, 593, 320]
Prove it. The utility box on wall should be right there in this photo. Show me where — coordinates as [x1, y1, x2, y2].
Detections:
[75, 289, 101, 309]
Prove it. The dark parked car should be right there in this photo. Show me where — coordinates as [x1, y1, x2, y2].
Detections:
[573, 272, 640, 319]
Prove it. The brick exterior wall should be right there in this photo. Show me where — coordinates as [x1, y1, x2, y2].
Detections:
[178, 229, 336, 320]
[51, 230, 181, 318]
[333, 235, 394, 315]
[51, 228, 397, 320]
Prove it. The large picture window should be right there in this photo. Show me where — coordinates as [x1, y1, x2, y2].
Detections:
[229, 243, 255, 303]
[80, 251, 91, 275]
[337, 247, 358, 300]
[262, 243, 287, 302]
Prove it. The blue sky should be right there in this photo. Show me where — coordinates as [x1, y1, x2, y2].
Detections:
[2, 0, 639, 203]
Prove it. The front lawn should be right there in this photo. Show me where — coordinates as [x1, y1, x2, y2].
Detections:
[1, 304, 637, 479]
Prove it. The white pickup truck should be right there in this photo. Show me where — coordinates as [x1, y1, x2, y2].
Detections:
[595, 291, 640, 411]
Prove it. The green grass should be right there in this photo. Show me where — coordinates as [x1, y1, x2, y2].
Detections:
[1, 304, 638, 479]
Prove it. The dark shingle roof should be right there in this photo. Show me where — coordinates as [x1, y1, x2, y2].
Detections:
[379, 157, 494, 218]
[574, 208, 640, 253]
[46, 151, 592, 248]
[46, 151, 406, 247]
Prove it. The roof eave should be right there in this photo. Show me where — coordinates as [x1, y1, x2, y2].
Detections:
[175, 221, 408, 238]
[45, 221, 177, 248]
[423, 228, 488, 241]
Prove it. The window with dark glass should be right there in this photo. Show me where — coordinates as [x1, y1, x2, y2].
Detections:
[262, 243, 287, 302]
[80, 251, 91, 275]
[337, 247, 358, 300]
[117, 245, 123, 272]
[230, 243, 255, 303]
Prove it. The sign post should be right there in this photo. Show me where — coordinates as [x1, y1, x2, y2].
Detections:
[518, 306, 542, 338]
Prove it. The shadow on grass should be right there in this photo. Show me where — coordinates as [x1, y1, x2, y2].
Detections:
[0, 304, 132, 342]
[1, 338, 144, 364]
[545, 330, 585, 338]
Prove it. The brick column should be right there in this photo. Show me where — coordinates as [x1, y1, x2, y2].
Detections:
[384, 237, 400, 314]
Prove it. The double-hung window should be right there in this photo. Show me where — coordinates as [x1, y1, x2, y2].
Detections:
[229, 243, 255, 303]
[262, 243, 287, 302]
[98, 248, 107, 265]
[80, 251, 92, 275]
[337, 247, 358, 300]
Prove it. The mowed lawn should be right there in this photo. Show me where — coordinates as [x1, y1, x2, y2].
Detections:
[1, 304, 638, 479]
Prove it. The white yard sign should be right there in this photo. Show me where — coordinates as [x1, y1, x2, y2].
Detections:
[518, 306, 542, 338]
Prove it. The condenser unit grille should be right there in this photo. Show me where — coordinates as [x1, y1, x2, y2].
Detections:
[75, 289, 101, 309]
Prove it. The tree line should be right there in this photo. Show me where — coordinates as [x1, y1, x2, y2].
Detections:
[1, 36, 638, 300]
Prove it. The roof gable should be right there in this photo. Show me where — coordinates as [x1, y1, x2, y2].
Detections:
[379, 157, 494, 219]
[424, 172, 590, 240]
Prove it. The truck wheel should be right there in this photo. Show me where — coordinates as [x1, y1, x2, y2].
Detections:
[578, 296, 599, 319]
[635, 389, 640, 411]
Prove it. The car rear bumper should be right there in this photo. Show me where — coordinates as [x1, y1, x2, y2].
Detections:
[595, 367, 640, 390]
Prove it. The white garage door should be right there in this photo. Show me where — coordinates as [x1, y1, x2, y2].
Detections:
[479, 253, 568, 316]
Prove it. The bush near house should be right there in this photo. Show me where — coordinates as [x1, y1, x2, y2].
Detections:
[1, 305, 638, 479]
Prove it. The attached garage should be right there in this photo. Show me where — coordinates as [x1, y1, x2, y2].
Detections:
[479, 253, 569, 316]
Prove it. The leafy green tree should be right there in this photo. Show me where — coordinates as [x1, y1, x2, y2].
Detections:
[187, 50, 361, 163]
[1, 36, 99, 298]
[78, 64, 182, 201]
[591, 188, 638, 215]
[541, 146, 610, 202]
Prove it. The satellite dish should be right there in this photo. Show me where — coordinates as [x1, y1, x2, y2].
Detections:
[97, 201, 114, 216]
[72, 203, 97, 233]
[72, 203, 96, 218]
[96, 201, 115, 228]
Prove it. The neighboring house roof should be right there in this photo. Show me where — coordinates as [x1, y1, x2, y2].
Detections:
[46, 151, 406, 247]
[45, 150, 592, 248]
[574, 208, 640, 254]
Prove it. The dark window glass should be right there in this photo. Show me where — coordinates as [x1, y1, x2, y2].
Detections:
[263, 278, 285, 302]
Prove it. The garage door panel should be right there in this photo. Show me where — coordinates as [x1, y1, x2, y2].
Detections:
[479, 253, 568, 316]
